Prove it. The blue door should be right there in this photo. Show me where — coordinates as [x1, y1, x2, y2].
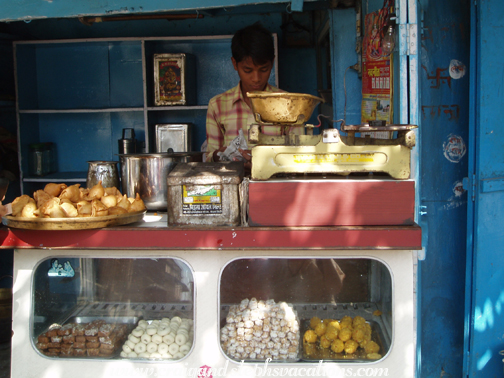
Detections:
[464, 0, 504, 376]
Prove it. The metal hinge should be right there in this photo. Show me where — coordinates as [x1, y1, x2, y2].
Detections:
[407, 23, 418, 55]
[462, 174, 476, 201]
[399, 23, 418, 56]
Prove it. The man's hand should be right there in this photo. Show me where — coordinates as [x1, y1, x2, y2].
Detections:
[238, 149, 252, 171]
[212, 147, 227, 162]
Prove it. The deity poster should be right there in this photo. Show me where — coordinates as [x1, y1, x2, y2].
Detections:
[361, 10, 394, 137]
[154, 54, 186, 106]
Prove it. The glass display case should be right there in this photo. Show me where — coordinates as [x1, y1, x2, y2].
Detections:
[12, 247, 415, 378]
[219, 258, 392, 363]
[32, 257, 194, 360]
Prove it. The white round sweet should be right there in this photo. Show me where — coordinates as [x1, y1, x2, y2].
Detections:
[161, 318, 171, 324]
[157, 343, 169, 354]
[178, 324, 189, 331]
[176, 328, 189, 336]
[171, 316, 182, 324]
[120, 351, 128, 358]
[157, 326, 170, 336]
[146, 326, 158, 336]
[122, 344, 132, 353]
[125, 340, 136, 350]
[138, 352, 150, 358]
[141, 334, 151, 344]
[179, 344, 191, 354]
[162, 334, 175, 345]
[132, 328, 144, 337]
[137, 320, 149, 329]
[151, 334, 163, 344]
[160, 352, 173, 359]
[128, 334, 140, 344]
[173, 352, 184, 359]
[150, 352, 162, 359]
[134, 342, 146, 354]
[127, 351, 138, 358]
[146, 342, 158, 353]
[168, 343, 180, 355]
[175, 334, 187, 345]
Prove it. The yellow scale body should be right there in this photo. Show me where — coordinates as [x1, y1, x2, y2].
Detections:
[250, 124, 417, 181]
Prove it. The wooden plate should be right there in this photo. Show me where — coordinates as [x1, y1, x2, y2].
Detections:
[1, 210, 146, 230]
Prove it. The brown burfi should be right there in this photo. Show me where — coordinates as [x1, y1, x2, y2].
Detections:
[99, 330, 118, 345]
[85, 320, 105, 337]
[99, 349, 114, 356]
[73, 342, 86, 349]
[72, 324, 86, 336]
[37, 320, 128, 358]
[58, 323, 74, 336]
[87, 348, 100, 357]
[47, 326, 61, 337]
[60, 347, 73, 356]
[62, 335, 75, 343]
[86, 341, 100, 349]
[73, 349, 86, 356]
[99, 343, 115, 351]
[50, 336, 62, 344]
[98, 323, 115, 337]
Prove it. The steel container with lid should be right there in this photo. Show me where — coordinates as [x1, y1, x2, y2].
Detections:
[118, 128, 137, 155]
[166, 162, 244, 226]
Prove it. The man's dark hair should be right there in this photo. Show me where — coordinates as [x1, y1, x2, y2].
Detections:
[231, 23, 275, 65]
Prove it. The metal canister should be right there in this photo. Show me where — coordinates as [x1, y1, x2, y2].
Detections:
[166, 162, 244, 226]
[86, 161, 120, 189]
[155, 124, 192, 153]
[119, 152, 202, 211]
[29, 143, 49, 176]
[118, 128, 137, 155]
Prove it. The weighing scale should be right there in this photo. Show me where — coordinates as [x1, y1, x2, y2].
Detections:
[247, 92, 418, 180]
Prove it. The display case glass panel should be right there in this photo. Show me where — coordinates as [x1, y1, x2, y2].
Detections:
[32, 257, 194, 361]
[219, 257, 391, 363]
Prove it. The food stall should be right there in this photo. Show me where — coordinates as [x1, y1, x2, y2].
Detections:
[0, 0, 426, 377]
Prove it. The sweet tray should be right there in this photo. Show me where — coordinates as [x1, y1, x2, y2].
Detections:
[299, 318, 386, 362]
[35, 316, 135, 359]
[2, 210, 146, 230]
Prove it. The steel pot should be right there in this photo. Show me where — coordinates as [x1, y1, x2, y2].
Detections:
[119, 152, 202, 211]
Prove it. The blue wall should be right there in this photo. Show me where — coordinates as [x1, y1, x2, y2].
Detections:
[418, 0, 470, 376]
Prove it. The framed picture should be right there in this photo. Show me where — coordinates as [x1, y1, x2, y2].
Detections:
[154, 53, 187, 106]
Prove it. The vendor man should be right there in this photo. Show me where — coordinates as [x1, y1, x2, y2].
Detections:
[205, 23, 298, 165]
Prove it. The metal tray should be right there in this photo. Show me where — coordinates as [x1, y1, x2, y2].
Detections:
[299, 318, 386, 362]
[2, 210, 146, 230]
[247, 91, 324, 124]
[36, 316, 136, 359]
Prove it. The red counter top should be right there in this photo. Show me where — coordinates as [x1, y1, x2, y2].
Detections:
[0, 223, 422, 250]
